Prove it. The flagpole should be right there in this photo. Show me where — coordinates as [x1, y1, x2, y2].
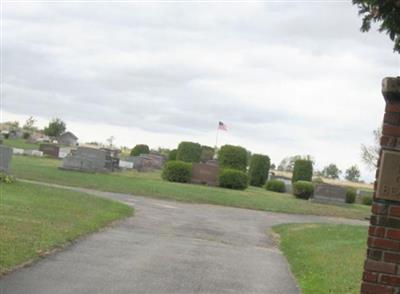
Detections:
[214, 126, 219, 159]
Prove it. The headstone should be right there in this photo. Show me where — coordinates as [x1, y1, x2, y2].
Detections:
[191, 162, 220, 186]
[58, 147, 73, 159]
[39, 144, 60, 158]
[61, 147, 119, 172]
[23, 149, 43, 157]
[0, 145, 13, 173]
[119, 160, 134, 169]
[312, 184, 347, 203]
[12, 148, 24, 155]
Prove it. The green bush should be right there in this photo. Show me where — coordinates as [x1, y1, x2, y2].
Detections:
[0, 172, 15, 184]
[218, 169, 248, 190]
[265, 180, 286, 193]
[23, 132, 30, 139]
[293, 181, 314, 200]
[362, 195, 373, 206]
[249, 154, 271, 187]
[200, 145, 215, 162]
[292, 160, 313, 183]
[130, 144, 150, 156]
[313, 177, 324, 184]
[162, 161, 192, 183]
[168, 149, 177, 161]
[176, 141, 202, 163]
[218, 145, 248, 172]
[346, 188, 356, 204]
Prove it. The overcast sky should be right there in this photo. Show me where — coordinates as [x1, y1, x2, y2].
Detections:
[3, 1, 400, 181]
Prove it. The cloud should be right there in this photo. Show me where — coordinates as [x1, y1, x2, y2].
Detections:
[3, 2, 400, 181]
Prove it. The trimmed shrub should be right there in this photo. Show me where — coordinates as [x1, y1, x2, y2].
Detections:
[249, 154, 271, 187]
[176, 141, 202, 163]
[346, 188, 356, 204]
[362, 195, 373, 206]
[130, 144, 150, 156]
[162, 161, 192, 183]
[0, 172, 15, 184]
[218, 145, 247, 172]
[200, 145, 215, 162]
[265, 180, 286, 193]
[168, 149, 177, 161]
[23, 132, 30, 139]
[218, 169, 248, 190]
[293, 181, 314, 200]
[292, 160, 313, 183]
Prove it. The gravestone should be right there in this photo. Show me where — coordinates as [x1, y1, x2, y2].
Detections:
[0, 145, 13, 173]
[61, 147, 119, 172]
[119, 160, 134, 169]
[23, 149, 43, 157]
[312, 184, 346, 203]
[12, 148, 24, 155]
[39, 144, 60, 158]
[191, 162, 219, 186]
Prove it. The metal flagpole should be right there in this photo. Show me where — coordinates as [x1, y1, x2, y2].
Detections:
[214, 125, 219, 159]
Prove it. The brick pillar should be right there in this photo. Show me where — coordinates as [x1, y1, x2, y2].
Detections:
[361, 77, 400, 294]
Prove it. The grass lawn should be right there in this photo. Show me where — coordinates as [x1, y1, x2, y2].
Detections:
[10, 156, 371, 220]
[273, 223, 367, 294]
[0, 181, 133, 274]
[3, 138, 39, 150]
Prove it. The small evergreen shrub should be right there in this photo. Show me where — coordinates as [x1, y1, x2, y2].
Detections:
[249, 154, 271, 187]
[176, 141, 202, 163]
[362, 195, 373, 206]
[168, 149, 177, 161]
[265, 180, 286, 193]
[200, 145, 215, 162]
[130, 144, 150, 156]
[292, 160, 313, 183]
[23, 132, 30, 139]
[162, 161, 192, 183]
[293, 181, 314, 200]
[346, 188, 357, 204]
[218, 169, 248, 190]
[218, 145, 247, 172]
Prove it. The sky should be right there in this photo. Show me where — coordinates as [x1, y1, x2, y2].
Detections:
[2, 1, 400, 182]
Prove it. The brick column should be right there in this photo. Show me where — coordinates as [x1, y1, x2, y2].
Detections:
[361, 77, 400, 294]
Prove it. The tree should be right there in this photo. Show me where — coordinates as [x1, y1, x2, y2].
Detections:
[345, 165, 361, 182]
[106, 136, 115, 148]
[44, 118, 66, 137]
[130, 144, 150, 156]
[278, 155, 315, 172]
[352, 0, 400, 53]
[321, 164, 342, 179]
[22, 116, 37, 133]
[361, 127, 381, 170]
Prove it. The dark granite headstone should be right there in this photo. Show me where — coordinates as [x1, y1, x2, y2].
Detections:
[0, 145, 13, 173]
[191, 162, 219, 186]
[313, 184, 347, 203]
[39, 144, 60, 158]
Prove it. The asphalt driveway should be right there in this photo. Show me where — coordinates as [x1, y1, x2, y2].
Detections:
[0, 181, 366, 294]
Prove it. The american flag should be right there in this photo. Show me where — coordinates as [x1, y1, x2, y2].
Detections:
[218, 121, 227, 131]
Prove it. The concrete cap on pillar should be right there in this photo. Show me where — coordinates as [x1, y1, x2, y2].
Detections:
[382, 77, 400, 102]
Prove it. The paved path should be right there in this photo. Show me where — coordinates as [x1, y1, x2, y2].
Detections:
[0, 180, 367, 294]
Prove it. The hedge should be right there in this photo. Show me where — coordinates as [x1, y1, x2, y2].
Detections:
[200, 145, 215, 162]
[218, 169, 248, 190]
[292, 160, 313, 183]
[293, 181, 314, 200]
[362, 195, 373, 206]
[248, 154, 271, 187]
[218, 145, 247, 172]
[162, 161, 192, 183]
[346, 188, 356, 204]
[130, 144, 150, 156]
[168, 149, 177, 161]
[176, 141, 202, 163]
[265, 180, 286, 193]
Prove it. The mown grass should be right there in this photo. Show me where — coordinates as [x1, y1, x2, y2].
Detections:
[273, 223, 367, 294]
[3, 138, 39, 150]
[0, 181, 133, 274]
[10, 156, 371, 220]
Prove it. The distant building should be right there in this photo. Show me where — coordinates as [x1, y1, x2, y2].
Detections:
[57, 132, 78, 146]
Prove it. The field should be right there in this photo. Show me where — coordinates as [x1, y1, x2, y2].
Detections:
[10, 156, 372, 220]
[273, 224, 367, 294]
[0, 181, 133, 274]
